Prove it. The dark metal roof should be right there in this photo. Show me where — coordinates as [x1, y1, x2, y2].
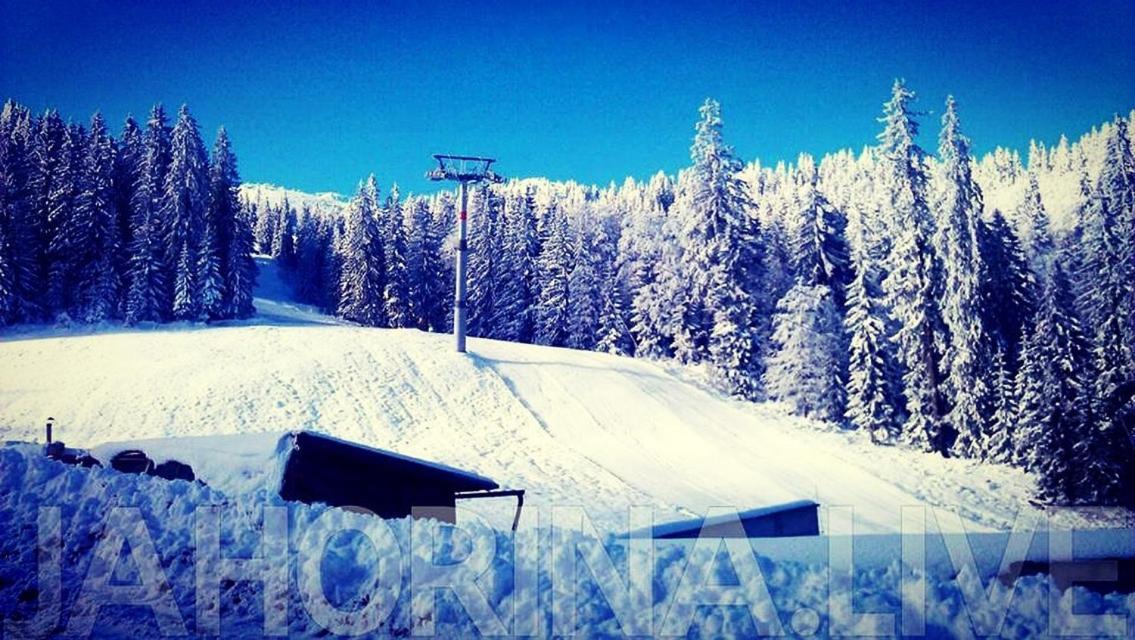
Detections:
[291, 431, 499, 492]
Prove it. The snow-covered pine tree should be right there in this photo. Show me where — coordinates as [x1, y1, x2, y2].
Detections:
[467, 184, 502, 338]
[844, 256, 899, 443]
[564, 216, 600, 351]
[674, 99, 764, 396]
[125, 105, 170, 322]
[1014, 262, 1094, 504]
[628, 195, 674, 359]
[28, 110, 67, 316]
[163, 105, 209, 321]
[594, 212, 633, 355]
[935, 97, 991, 458]
[1017, 171, 1055, 277]
[1078, 115, 1135, 405]
[977, 210, 1034, 367]
[292, 212, 326, 306]
[44, 122, 86, 317]
[0, 101, 39, 323]
[763, 283, 847, 423]
[493, 190, 537, 342]
[227, 202, 257, 319]
[196, 216, 225, 320]
[337, 176, 386, 326]
[877, 80, 949, 453]
[112, 116, 142, 316]
[533, 200, 572, 347]
[984, 348, 1016, 464]
[206, 127, 254, 318]
[253, 201, 275, 254]
[382, 186, 411, 328]
[72, 113, 120, 322]
[272, 202, 297, 270]
[405, 196, 448, 331]
[789, 154, 851, 304]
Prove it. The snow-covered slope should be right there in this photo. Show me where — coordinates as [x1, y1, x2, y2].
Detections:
[0, 260, 1127, 535]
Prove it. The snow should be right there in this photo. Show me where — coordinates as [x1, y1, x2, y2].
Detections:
[2, 259, 1130, 536]
[239, 183, 347, 217]
[0, 445, 1132, 638]
[2, 257, 1134, 636]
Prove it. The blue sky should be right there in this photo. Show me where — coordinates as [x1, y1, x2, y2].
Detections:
[2, 0, 1133, 195]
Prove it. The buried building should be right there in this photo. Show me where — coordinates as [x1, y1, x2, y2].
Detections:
[84, 430, 524, 529]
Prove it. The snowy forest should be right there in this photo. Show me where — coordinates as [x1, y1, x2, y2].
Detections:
[0, 100, 256, 325]
[251, 82, 1135, 508]
[3, 82, 1134, 508]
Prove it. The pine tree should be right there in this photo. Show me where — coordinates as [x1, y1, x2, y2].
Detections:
[125, 105, 170, 323]
[467, 185, 502, 338]
[197, 217, 225, 320]
[113, 116, 143, 316]
[0, 101, 38, 323]
[565, 222, 599, 350]
[533, 202, 572, 346]
[844, 258, 899, 443]
[493, 191, 537, 342]
[273, 202, 297, 269]
[163, 105, 209, 321]
[207, 127, 254, 318]
[1014, 263, 1093, 504]
[877, 80, 949, 453]
[227, 203, 257, 318]
[935, 97, 991, 458]
[985, 348, 1016, 464]
[337, 177, 386, 326]
[44, 122, 86, 317]
[1017, 172, 1055, 273]
[1079, 116, 1135, 406]
[254, 201, 275, 254]
[405, 196, 448, 331]
[594, 213, 633, 355]
[977, 210, 1034, 366]
[675, 99, 764, 396]
[382, 186, 411, 328]
[73, 113, 120, 322]
[790, 154, 851, 303]
[764, 283, 847, 422]
[628, 197, 673, 358]
[28, 110, 67, 316]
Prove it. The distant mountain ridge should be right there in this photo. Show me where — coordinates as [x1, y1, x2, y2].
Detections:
[239, 183, 348, 216]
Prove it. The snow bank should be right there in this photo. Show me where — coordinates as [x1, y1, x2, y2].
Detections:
[1, 446, 1132, 638]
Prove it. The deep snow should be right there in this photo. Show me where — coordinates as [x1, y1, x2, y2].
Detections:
[2, 257, 1134, 637]
[0, 258, 1131, 535]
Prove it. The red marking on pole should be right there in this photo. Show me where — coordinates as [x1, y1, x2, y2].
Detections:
[460, 210, 467, 221]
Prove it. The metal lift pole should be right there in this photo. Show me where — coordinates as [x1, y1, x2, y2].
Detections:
[455, 181, 470, 353]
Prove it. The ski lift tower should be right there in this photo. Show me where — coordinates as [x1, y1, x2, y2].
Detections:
[426, 155, 503, 353]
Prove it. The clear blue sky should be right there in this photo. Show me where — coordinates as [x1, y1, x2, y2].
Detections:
[2, 0, 1133, 195]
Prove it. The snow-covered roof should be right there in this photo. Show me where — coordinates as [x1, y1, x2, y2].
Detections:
[635, 500, 820, 539]
[89, 430, 498, 498]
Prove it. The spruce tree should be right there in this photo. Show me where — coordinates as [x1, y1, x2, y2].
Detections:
[163, 105, 209, 321]
[337, 177, 386, 326]
[977, 210, 1034, 366]
[382, 186, 411, 328]
[1015, 263, 1093, 503]
[0, 101, 38, 323]
[533, 202, 572, 346]
[493, 190, 538, 342]
[763, 283, 847, 422]
[935, 97, 991, 458]
[877, 80, 949, 453]
[844, 258, 899, 443]
[126, 105, 170, 322]
[676, 99, 764, 396]
[565, 222, 599, 351]
[406, 196, 448, 331]
[73, 113, 120, 322]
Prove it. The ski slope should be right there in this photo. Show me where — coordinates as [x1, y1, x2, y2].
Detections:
[0, 259, 1127, 534]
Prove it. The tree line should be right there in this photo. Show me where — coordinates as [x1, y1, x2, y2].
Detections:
[262, 82, 1134, 506]
[0, 100, 256, 326]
